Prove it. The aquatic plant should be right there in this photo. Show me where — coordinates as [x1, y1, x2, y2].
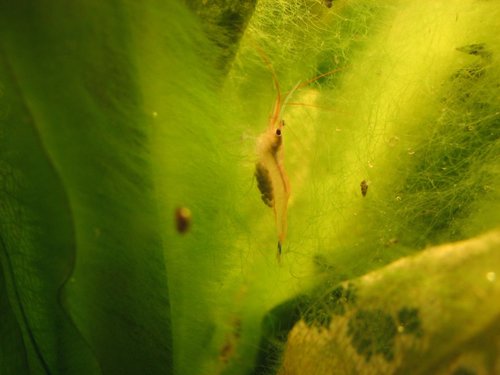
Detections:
[0, 0, 498, 374]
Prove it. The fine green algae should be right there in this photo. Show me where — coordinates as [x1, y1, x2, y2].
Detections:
[0, 0, 499, 374]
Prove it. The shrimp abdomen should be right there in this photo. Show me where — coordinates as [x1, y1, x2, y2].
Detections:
[255, 162, 274, 207]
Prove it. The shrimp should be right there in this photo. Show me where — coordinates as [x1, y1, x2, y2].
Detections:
[254, 102, 292, 260]
[253, 48, 342, 260]
[253, 50, 301, 261]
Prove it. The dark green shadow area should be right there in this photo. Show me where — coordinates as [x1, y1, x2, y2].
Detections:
[0, 1, 172, 374]
[0, 51, 99, 374]
[251, 294, 310, 375]
[184, 0, 257, 73]
[0, 265, 29, 374]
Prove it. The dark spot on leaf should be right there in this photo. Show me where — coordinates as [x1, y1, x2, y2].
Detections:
[303, 301, 331, 328]
[175, 207, 192, 233]
[328, 286, 345, 314]
[347, 309, 397, 362]
[452, 366, 477, 375]
[344, 284, 357, 304]
[360, 180, 368, 196]
[302, 283, 357, 328]
[397, 307, 423, 337]
[325, 283, 357, 316]
[456, 43, 490, 58]
[306, 309, 330, 328]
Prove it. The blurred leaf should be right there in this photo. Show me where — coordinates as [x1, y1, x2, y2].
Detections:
[0, 1, 175, 374]
[279, 230, 500, 374]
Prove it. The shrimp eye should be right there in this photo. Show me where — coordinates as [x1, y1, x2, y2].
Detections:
[276, 129, 282, 136]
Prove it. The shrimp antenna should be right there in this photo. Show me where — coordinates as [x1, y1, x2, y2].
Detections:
[252, 42, 346, 123]
[252, 43, 281, 101]
[294, 66, 345, 91]
[281, 66, 345, 100]
[279, 81, 302, 120]
[281, 66, 346, 117]
[251, 44, 284, 127]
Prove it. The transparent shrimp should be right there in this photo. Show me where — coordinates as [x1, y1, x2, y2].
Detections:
[254, 98, 292, 260]
[253, 48, 341, 261]
[253, 49, 301, 261]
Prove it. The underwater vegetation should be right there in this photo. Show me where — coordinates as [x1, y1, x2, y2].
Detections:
[0, 0, 499, 374]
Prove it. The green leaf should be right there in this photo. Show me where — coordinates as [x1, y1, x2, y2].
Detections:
[0, 1, 175, 374]
[0, 51, 99, 374]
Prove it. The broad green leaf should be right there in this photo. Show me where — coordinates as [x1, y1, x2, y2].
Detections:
[0, 1, 176, 374]
[0, 51, 99, 374]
